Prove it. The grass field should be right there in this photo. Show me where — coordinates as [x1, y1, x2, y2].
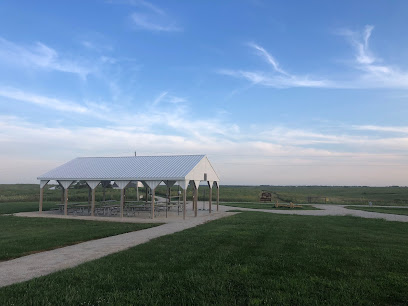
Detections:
[0, 216, 159, 261]
[1, 184, 408, 206]
[346, 206, 408, 216]
[1, 212, 408, 305]
[0, 201, 59, 215]
[221, 202, 319, 210]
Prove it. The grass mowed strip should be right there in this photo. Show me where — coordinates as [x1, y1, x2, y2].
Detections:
[346, 206, 408, 216]
[0, 201, 59, 215]
[2, 213, 408, 305]
[0, 216, 160, 261]
[222, 202, 319, 210]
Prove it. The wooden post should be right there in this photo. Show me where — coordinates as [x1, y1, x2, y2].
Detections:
[136, 183, 139, 201]
[192, 185, 195, 211]
[151, 188, 155, 219]
[216, 183, 219, 211]
[194, 186, 198, 217]
[64, 188, 68, 216]
[88, 187, 91, 205]
[91, 188, 96, 216]
[178, 185, 180, 206]
[166, 187, 170, 218]
[39, 186, 44, 213]
[183, 187, 186, 220]
[61, 187, 64, 204]
[120, 189, 124, 218]
[209, 185, 212, 214]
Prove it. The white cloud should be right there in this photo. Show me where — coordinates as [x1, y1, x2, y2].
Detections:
[130, 13, 181, 32]
[248, 43, 289, 75]
[1, 116, 408, 185]
[218, 69, 331, 88]
[219, 43, 331, 88]
[352, 125, 408, 134]
[0, 87, 88, 113]
[221, 26, 408, 89]
[338, 25, 408, 88]
[0, 37, 91, 79]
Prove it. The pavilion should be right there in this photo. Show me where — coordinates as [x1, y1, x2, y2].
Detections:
[37, 155, 220, 219]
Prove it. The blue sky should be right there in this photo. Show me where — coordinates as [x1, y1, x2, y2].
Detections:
[1, 0, 408, 185]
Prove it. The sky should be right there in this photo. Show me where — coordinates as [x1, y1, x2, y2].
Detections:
[0, 0, 408, 186]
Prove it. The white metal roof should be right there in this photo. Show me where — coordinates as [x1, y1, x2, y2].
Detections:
[37, 155, 219, 182]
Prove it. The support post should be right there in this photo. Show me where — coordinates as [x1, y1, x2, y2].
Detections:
[64, 188, 68, 216]
[58, 180, 73, 216]
[86, 181, 100, 217]
[151, 188, 155, 219]
[120, 189, 124, 218]
[61, 187, 64, 204]
[136, 182, 139, 201]
[183, 187, 186, 220]
[114, 181, 130, 218]
[194, 186, 198, 217]
[216, 182, 219, 211]
[192, 184, 195, 211]
[88, 187, 91, 205]
[39, 186, 44, 213]
[144, 181, 162, 220]
[91, 188, 96, 216]
[166, 187, 170, 218]
[208, 184, 212, 214]
[39, 180, 48, 213]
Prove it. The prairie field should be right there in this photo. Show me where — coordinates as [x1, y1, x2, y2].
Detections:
[1, 184, 407, 212]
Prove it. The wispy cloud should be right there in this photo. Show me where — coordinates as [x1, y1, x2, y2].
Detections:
[130, 13, 181, 32]
[150, 91, 187, 107]
[116, 0, 182, 32]
[0, 37, 91, 79]
[0, 87, 88, 113]
[219, 43, 331, 88]
[353, 124, 408, 134]
[338, 25, 408, 88]
[220, 26, 408, 89]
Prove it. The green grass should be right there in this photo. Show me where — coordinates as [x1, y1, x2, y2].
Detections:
[346, 206, 408, 216]
[222, 202, 320, 210]
[0, 216, 160, 261]
[0, 201, 59, 214]
[2, 212, 408, 305]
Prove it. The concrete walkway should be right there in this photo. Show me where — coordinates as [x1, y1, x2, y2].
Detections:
[219, 204, 408, 222]
[0, 208, 234, 288]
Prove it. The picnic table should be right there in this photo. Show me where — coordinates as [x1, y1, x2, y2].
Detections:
[56, 203, 84, 212]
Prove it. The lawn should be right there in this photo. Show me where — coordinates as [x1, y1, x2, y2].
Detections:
[0, 216, 160, 261]
[222, 202, 319, 210]
[1, 212, 408, 305]
[0, 201, 59, 215]
[346, 206, 408, 216]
